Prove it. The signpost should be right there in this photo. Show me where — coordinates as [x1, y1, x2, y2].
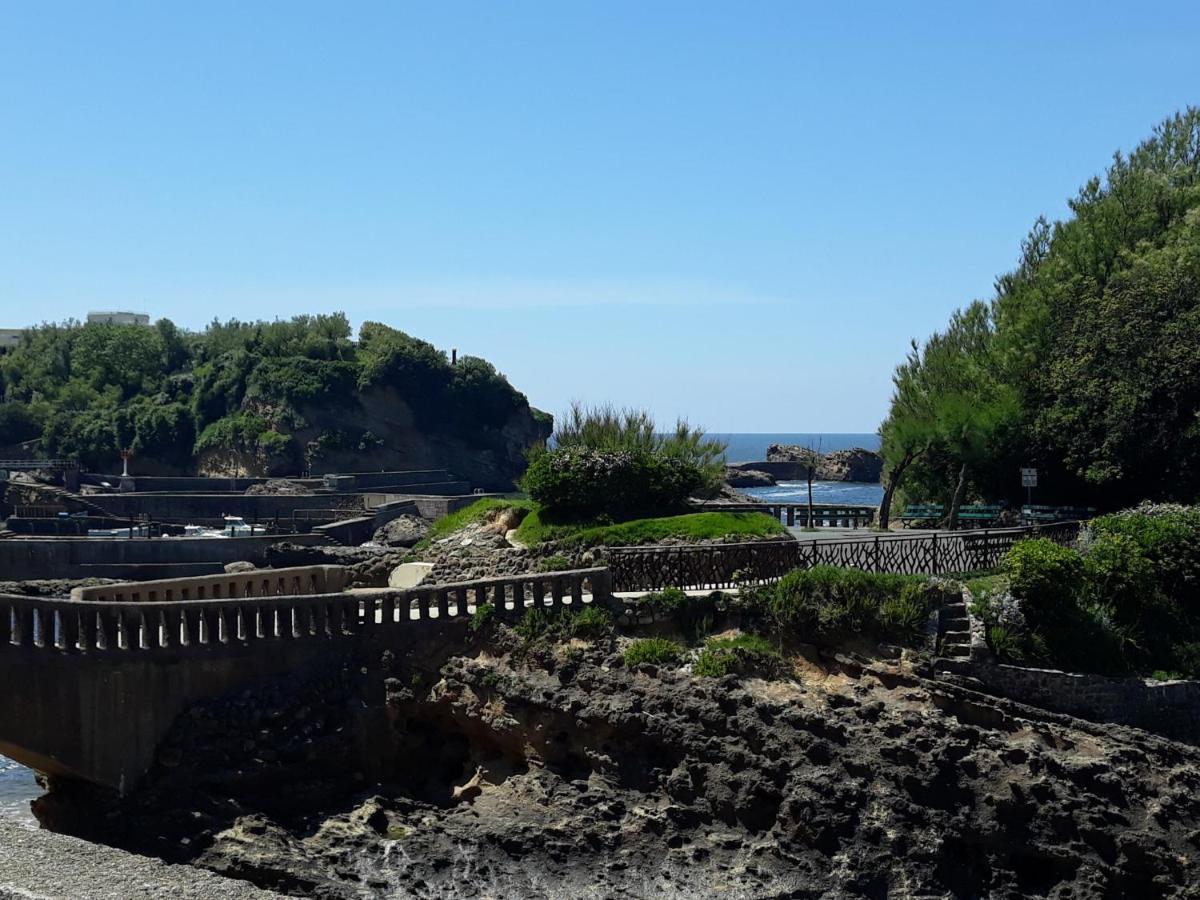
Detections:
[1021, 467, 1037, 506]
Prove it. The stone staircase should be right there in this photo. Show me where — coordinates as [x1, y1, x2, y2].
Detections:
[938, 592, 972, 662]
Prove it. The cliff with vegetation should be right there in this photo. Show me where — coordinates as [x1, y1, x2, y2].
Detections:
[0, 315, 551, 490]
[879, 108, 1200, 522]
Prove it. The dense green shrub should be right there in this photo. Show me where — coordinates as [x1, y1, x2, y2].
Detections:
[0, 313, 541, 476]
[768, 566, 929, 644]
[997, 521, 1200, 676]
[879, 585, 934, 644]
[522, 446, 704, 520]
[550, 402, 726, 496]
[1004, 539, 1083, 629]
[246, 357, 358, 406]
[1089, 504, 1200, 604]
[1080, 532, 1157, 612]
[624, 637, 683, 667]
[0, 402, 43, 445]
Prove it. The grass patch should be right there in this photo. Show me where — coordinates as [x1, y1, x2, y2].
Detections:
[513, 509, 788, 548]
[965, 573, 1007, 597]
[468, 602, 496, 633]
[513, 605, 613, 644]
[693, 632, 780, 678]
[418, 498, 535, 549]
[767, 566, 935, 645]
[624, 637, 684, 667]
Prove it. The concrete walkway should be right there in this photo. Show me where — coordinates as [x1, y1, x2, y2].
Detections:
[785, 526, 947, 541]
[0, 819, 284, 900]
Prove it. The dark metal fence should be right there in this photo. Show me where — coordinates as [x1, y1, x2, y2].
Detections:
[607, 521, 1082, 592]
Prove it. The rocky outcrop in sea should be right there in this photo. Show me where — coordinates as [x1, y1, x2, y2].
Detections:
[765, 444, 883, 482]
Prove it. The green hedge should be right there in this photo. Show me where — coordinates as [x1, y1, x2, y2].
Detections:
[522, 446, 704, 521]
[1000, 510, 1200, 676]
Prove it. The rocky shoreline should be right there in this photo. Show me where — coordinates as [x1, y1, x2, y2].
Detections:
[0, 817, 285, 900]
[27, 614, 1200, 899]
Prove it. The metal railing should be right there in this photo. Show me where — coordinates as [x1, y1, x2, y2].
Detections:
[607, 521, 1082, 591]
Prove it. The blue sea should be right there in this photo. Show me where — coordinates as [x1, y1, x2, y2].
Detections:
[0, 755, 37, 825]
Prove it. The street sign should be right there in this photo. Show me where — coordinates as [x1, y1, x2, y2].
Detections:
[1021, 468, 1038, 488]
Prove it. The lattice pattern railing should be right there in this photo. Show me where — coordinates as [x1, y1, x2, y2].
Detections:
[608, 522, 1082, 591]
[0, 568, 612, 656]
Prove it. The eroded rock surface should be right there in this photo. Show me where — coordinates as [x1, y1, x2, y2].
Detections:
[36, 628, 1200, 899]
[371, 515, 429, 548]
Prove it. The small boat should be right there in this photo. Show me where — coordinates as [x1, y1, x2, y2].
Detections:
[177, 516, 267, 538]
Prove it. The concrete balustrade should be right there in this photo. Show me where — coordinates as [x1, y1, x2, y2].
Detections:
[69, 565, 349, 603]
[0, 567, 612, 792]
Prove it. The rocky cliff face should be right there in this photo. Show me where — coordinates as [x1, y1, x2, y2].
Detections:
[766, 445, 883, 482]
[295, 387, 550, 492]
[198, 386, 551, 491]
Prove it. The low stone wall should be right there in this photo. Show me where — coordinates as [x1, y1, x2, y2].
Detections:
[81, 492, 364, 525]
[69, 566, 348, 603]
[942, 587, 1200, 743]
[365, 493, 502, 519]
[954, 662, 1200, 744]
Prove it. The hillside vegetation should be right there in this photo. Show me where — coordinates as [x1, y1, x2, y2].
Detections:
[0, 314, 551, 486]
[880, 109, 1200, 521]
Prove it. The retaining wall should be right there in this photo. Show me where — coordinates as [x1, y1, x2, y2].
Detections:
[941, 586, 1200, 743]
[364, 493, 501, 519]
[952, 662, 1200, 744]
[80, 492, 364, 525]
[0, 534, 327, 581]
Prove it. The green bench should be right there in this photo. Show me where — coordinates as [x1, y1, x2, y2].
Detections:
[1021, 505, 1097, 525]
[957, 504, 1005, 527]
[898, 504, 943, 527]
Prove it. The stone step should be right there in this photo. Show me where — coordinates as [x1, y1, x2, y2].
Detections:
[942, 630, 971, 642]
[943, 615, 968, 628]
[942, 644, 971, 658]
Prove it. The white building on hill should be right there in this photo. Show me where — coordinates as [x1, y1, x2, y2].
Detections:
[87, 310, 151, 326]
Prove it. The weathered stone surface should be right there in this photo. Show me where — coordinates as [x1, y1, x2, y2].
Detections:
[40, 634, 1200, 898]
[223, 561, 258, 574]
[371, 514, 429, 548]
[765, 444, 884, 482]
[723, 466, 775, 488]
[242, 480, 308, 496]
[0, 577, 122, 598]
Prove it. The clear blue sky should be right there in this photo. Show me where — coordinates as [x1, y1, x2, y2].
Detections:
[2, 2, 1198, 432]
